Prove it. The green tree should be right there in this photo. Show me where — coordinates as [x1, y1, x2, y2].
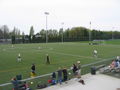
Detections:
[40, 29, 46, 39]
[29, 26, 34, 42]
[29, 26, 34, 36]
[22, 32, 25, 43]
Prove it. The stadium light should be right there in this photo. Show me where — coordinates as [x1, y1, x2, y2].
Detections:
[89, 21, 92, 43]
[44, 12, 49, 43]
[61, 22, 64, 43]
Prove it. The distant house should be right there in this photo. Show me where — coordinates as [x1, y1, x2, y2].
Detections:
[0, 39, 12, 44]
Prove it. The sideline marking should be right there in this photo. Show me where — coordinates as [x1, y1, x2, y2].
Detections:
[38, 49, 102, 59]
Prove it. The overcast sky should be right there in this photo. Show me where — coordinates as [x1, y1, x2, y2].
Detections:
[0, 0, 120, 34]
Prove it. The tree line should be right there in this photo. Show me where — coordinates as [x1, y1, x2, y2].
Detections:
[0, 25, 120, 44]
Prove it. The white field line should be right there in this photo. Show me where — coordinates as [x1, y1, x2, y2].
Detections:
[0, 57, 115, 87]
[3, 46, 102, 60]
[38, 49, 102, 60]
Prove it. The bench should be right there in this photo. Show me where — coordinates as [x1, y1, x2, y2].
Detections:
[99, 65, 120, 73]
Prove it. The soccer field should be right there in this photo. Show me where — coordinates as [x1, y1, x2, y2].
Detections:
[0, 41, 120, 84]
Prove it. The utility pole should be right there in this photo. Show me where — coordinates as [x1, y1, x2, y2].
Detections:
[44, 12, 49, 43]
[89, 21, 92, 44]
[61, 22, 64, 43]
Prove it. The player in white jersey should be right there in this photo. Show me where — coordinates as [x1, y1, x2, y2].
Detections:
[17, 53, 21, 62]
[93, 50, 98, 58]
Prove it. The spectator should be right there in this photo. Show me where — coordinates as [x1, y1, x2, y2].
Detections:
[115, 60, 118, 67]
[51, 79, 57, 85]
[77, 61, 81, 78]
[11, 77, 19, 90]
[117, 60, 120, 67]
[20, 81, 31, 90]
[57, 67, 62, 84]
[48, 77, 56, 85]
[48, 79, 52, 84]
[110, 60, 116, 69]
[52, 72, 56, 79]
[62, 67, 68, 83]
[72, 64, 78, 76]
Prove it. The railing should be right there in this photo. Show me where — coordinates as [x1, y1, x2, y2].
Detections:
[0, 57, 114, 90]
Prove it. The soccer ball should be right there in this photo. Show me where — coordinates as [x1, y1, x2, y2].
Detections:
[30, 82, 33, 84]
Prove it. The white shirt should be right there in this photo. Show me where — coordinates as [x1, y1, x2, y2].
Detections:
[117, 56, 120, 60]
[18, 53, 21, 57]
[94, 50, 97, 54]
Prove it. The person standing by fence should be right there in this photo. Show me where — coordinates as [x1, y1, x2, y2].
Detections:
[57, 67, 62, 84]
[77, 61, 81, 78]
[62, 67, 68, 83]
[72, 64, 78, 76]
[11, 77, 19, 90]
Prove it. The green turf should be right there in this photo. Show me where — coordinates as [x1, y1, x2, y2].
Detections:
[0, 40, 120, 85]
[106, 39, 120, 45]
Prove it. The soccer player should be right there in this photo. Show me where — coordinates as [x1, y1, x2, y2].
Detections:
[93, 50, 98, 58]
[31, 64, 36, 73]
[17, 53, 21, 62]
[31, 64, 36, 77]
[46, 54, 50, 64]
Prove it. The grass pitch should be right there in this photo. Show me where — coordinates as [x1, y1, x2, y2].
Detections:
[0, 40, 120, 84]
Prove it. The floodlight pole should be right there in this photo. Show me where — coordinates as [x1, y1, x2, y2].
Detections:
[89, 22, 92, 42]
[3, 27, 5, 40]
[61, 22, 64, 43]
[44, 12, 49, 43]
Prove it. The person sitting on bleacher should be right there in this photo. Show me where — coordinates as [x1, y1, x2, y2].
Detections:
[115, 60, 120, 69]
[117, 60, 120, 67]
[18, 81, 31, 90]
[110, 60, 116, 69]
[112, 60, 120, 72]
[116, 56, 120, 67]
[115, 60, 118, 67]
[108, 60, 120, 72]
